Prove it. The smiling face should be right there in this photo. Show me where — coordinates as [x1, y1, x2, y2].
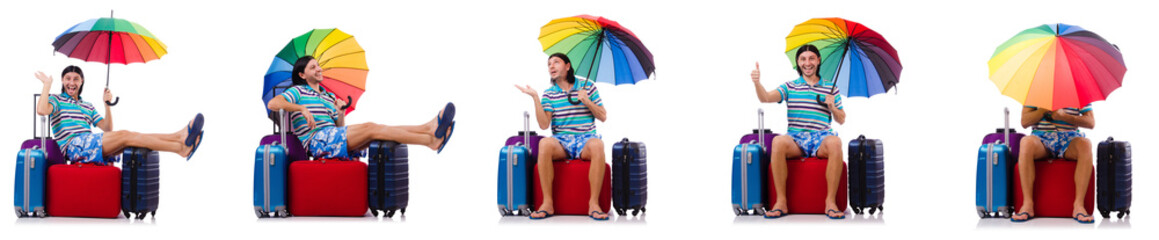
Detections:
[548, 56, 570, 83]
[298, 59, 324, 83]
[796, 50, 820, 78]
[61, 72, 83, 97]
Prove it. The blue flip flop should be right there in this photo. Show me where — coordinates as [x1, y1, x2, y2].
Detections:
[826, 209, 846, 220]
[437, 122, 455, 154]
[589, 211, 609, 221]
[763, 209, 786, 219]
[186, 131, 203, 161]
[1011, 212, 1034, 223]
[529, 210, 553, 220]
[1073, 213, 1094, 224]
[185, 113, 205, 147]
[434, 103, 455, 138]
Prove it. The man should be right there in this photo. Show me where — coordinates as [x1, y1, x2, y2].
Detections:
[749, 45, 847, 219]
[515, 53, 609, 221]
[1011, 105, 1095, 224]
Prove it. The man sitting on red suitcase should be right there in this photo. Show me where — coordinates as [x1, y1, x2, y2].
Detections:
[266, 56, 455, 162]
[515, 53, 609, 221]
[748, 45, 847, 220]
[34, 66, 205, 164]
[1011, 105, 1095, 223]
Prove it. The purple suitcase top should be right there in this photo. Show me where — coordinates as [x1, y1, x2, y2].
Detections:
[505, 131, 543, 159]
[739, 129, 777, 154]
[21, 138, 65, 166]
[260, 134, 309, 162]
[982, 128, 1024, 156]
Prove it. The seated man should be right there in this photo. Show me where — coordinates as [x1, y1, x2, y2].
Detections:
[1011, 105, 1095, 224]
[266, 56, 455, 162]
[749, 45, 847, 219]
[34, 66, 204, 164]
[515, 53, 608, 220]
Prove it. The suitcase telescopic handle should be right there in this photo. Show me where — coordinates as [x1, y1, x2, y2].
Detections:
[523, 111, 530, 148]
[757, 108, 765, 149]
[1002, 107, 1010, 146]
[279, 109, 287, 149]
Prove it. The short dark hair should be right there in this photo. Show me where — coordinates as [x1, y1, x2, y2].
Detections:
[60, 65, 84, 99]
[794, 44, 822, 78]
[292, 56, 316, 86]
[548, 53, 576, 85]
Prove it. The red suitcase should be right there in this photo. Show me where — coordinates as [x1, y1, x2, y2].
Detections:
[532, 160, 612, 215]
[768, 157, 848, 214]
[1014, 159, 1094, 218]
[46, 163, 121, 218]
[289, 159, 368, 217]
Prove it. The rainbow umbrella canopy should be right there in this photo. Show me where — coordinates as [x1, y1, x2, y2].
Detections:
[785, 18, 901, 98]
[988, 23, 1126, 111]
[539, 15, 654, 85]
[52, 12, 167, 105]
[263, 28, 367, 115]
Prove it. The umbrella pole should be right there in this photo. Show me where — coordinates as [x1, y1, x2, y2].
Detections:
[104, 9, 119, 106]
[572, 30, 605, 105]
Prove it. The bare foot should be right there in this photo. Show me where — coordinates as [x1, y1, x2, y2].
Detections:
[825, 202, 845, 219]
[530, 204, 554, 219]
[1073, 205, 1093, 223]
[1012, 203, 1034, 221]
[765, 200, 788, 218]
[589, 203, 609, 220]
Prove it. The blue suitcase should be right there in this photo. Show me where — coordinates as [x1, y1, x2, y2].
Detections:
[848, 135, 884, 215]
[254, 111, 293, 218]
[368, 141, 409, 218]
[976, 110, 1019, 218]
[122, 147, 160, 219]
[14, 134, 48, 218]
[732, 109, 769, 216]
[1096, 137, 1131, 218]
[612, 138, 647, 216]
[498, 112, 536, 216]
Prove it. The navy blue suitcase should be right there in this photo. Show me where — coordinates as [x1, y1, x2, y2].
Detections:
[122, 147, 160, 219]
[731, 109, 769, 216]
[1097, 137, 1132, 218]
[847, 135, 884, 215]
[612, 138, 647, 216]
[368, 140, 409, 218]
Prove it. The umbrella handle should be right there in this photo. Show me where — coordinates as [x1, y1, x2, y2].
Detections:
[340, 96, 352, 110]
[106, 96, 120, 106]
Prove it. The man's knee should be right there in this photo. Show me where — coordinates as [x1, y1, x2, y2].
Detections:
[823, 136, 842, 149]
[585, 138, 604, 151]
[771, 135, 793, 152]
[1070, 137, 1093, 161]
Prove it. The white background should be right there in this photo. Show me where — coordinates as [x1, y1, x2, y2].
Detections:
[1, 0, 1153, 238]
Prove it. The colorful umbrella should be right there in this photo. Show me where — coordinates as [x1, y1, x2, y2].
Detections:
[988, 23, 1126, 111]
[785, 18, 901, 98]
[539, 15, 654, 85]
[52, 11, 167, 105]
[263, 28, 367, 115]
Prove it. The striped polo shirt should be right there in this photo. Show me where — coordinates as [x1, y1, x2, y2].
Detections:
[47, 93, 104, 146]
[541, 80, 603, 135]
[281, 85, 340, 143]
[774, 77, 844, 132]
[1028, 104, 1092, 132]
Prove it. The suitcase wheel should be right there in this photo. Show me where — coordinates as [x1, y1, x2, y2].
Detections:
[1100, 210, 1110, 219]
[401, 208, 406, 216]
[123, 210, 130, 219]
[35, 210, 46, 218]
[615, 208, 625, 216]
[631, 209, 640, 216]
[15, 209, 26, 218]
[1117, 211, 1127, 219]
[754, 208, 766, 216]
[518, 208, 530, 216]
[372, 209, 380, 217]
[733, 207, 744, 216]
[976, 209, 987, 219]
[386, 210, 396, 218]
[869, 207, 879, 215]
[255, 209, 267, 218]
[852, 208, 863, 215]
[497, 208, 509, 216]
[277, 209, 290, 218]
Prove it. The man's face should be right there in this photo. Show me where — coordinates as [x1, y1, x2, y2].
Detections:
[548, 56, 570, 81]
[797, 51, 820, 78]
[300, 59, 324, 83]
[62, 72, 83, 97]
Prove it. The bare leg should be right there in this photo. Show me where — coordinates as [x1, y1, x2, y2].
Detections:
[766, 135, 802, 218]
[1014, 136, 1049, 221]
[816, 136, 844, 218]
[345, 122, 442, 152]
[530, 138, 568, 218]
[1065, 137, 1094, 222]
[100, 117, 198, 157]
[581, 138, 607, 219]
